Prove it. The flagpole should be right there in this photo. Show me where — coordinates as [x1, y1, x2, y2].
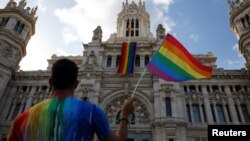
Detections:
[131, 67, 147, 97]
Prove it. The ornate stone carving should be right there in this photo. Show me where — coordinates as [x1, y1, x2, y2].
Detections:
[0, 42, 13, 58]
[104, 95, 150, 124]
[83, 50, 102, 71]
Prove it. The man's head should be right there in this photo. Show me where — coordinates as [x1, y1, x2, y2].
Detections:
[50, 58, 79, 90]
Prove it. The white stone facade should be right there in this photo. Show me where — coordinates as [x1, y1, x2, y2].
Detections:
[0, 1, 250, 141]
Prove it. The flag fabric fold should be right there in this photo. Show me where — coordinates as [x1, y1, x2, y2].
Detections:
[117, 42, 136, 74]
[147, 33, 212, 81]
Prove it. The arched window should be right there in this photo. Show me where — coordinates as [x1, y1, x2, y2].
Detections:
[14, 21, 21, 31]
[144, 55, 149, 66]
[4, 17, 9, 26]
[136, 18, 139, 28]
[131, 113, 136, 125]
[135, 55, 140, 67]
[14, 21, 25, 34]
[107, 55, 112, 67]
[126, 19, 130, 37]
[131, 19, 134, 37]
[241, 18, 246, 28]
[245, 14, 250, 26]
[18, 23, 25, 33]
[135, 18, 139, 36]
[116, 111, 121, 124]
[116, 55, 120, 67]
[0, 17, 5, 26]
[116, 111, 136, 125]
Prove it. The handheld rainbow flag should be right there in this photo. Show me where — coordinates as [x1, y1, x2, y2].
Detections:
[117, 42, 136, 74]
[147, 33, 212, 81]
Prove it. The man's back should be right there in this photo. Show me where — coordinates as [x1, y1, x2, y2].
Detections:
[7, 96, 111, 141]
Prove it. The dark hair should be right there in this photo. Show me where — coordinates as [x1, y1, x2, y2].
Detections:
[51, 58, 78, 89]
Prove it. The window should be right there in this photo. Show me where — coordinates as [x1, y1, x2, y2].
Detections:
[184, 85, 187, 92]
[116, 55, 120, 67]
[207, 85, 210, 92]
[241, 104, 250, 122]
[202, 104, 207, 122]
[212, 85, 219, 92]
[245, 14, 250, 26]
[165, 97, 172, 116]
[189, 85, 196, 92]
[14, 21, 25, 34]
[235, 85, 241, 92]
[211, 104, 216, 122]
[136, 18, 139, 28]
[12, 103, 21, 119]
[144, 55, 149, 66]
[186, 104, 191, 122]
[135, 55, 140, 67]
[241, 18, 246, 28]
[107, 55, 112, 67]
[192, 104, 201, 123]
[0, 17, 9, 27]
[216, 104, 225, 123]
[131, 113, 136, 125]
[126, 19, 130, 37]
[116, 111, 121, 124]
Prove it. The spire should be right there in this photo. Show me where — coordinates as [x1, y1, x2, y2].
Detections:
[4, 0, 38, 21]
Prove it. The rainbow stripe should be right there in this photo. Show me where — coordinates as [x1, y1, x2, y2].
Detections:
[7, 97, 111, 141]
[147, 34, 212, 81]
[117, 42, 136, 74]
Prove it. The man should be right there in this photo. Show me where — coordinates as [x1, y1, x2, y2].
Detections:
[7, 58, 134, 141]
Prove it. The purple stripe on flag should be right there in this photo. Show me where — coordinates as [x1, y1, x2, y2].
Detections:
[147, 63, 178, 81]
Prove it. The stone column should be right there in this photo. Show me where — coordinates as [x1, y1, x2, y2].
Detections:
[7, 100, 17, 121]
[0, 74, 11, 99]
[236, 102, 245, 122]
[212, 102, 219, 123]
[225, 85, 239, 124]
[198, 102, 205, 123]
[202, 86, 214, 124]
[222, 102, 230, 123]
[24, 86, 37, 110]
[188, 102, 194, 123]
[0, 87, 17, 121]
[111, 55, 116, 68]
[140, 56, 145, 68]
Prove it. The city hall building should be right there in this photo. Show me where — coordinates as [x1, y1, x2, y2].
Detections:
[0, 0, 250, 141]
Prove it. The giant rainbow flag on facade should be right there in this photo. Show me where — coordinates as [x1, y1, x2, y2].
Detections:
[147, 33, 212, 81]
[117, 42, 136, 74]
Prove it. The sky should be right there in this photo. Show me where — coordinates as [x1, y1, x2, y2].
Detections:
[0, 0, 245, 71]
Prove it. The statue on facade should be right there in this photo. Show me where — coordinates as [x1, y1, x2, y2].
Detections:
[92, 26, 102, 43]
[156, 24, 166, 41]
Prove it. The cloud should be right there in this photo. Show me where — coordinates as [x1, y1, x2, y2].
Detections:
[54, 0, 175, 43]
[232, 43, 243, 57]
[54, 0, 121, 43]
[62, 28, 81, 44]
[227, 43, 245, 69]
[37, 0, 47, 12]
[152, 0, 173, 5]
[189, 34, 199, 42]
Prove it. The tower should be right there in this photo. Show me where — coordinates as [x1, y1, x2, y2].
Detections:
[108, 0, 155, 43]
[0, 0, 37, 98]
[229, 0, 250, 73]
